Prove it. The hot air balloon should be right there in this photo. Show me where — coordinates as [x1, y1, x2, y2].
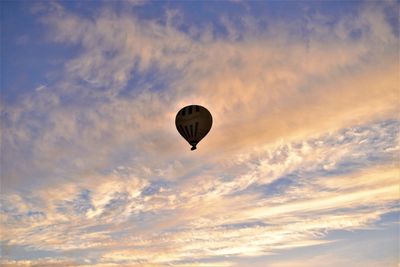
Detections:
[175, 105, 212, 151]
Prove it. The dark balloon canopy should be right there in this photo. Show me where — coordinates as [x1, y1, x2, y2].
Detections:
[175, 105, 213, 151]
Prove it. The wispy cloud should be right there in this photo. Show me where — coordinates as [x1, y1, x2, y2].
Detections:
[1, 120, 398, 265]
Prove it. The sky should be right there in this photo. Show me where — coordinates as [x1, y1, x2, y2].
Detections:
[0, 0, 399, 266]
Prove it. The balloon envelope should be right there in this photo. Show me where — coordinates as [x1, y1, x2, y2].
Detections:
[175, 105, 212, 151]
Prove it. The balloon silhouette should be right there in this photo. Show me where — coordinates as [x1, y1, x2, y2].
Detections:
[175, 105, 213, 151]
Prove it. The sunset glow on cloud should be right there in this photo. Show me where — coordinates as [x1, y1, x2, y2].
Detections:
[1, 1, 399, 266]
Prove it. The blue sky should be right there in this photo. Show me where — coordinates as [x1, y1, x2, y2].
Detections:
[1, 1, 399, 266]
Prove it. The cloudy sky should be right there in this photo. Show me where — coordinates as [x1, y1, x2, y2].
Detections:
[1, 1, 399, 266]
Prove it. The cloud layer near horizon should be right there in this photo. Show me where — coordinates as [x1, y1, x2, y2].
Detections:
[1, 1, 399, 266]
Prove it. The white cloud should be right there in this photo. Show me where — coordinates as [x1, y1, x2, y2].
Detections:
[1, 121, 398, 265]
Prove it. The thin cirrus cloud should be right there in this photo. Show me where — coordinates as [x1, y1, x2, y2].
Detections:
[1, 121, 398, 265]
[0, 1, 399, 266]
